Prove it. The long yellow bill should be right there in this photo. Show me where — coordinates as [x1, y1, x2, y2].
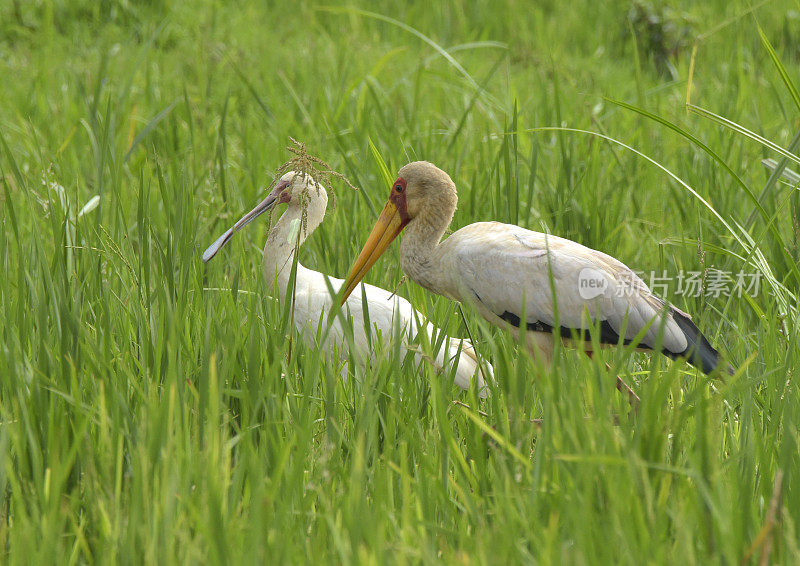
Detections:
[340, 200, 407, 304]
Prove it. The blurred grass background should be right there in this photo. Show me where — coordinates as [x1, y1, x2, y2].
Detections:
[1, 0, 798, 563]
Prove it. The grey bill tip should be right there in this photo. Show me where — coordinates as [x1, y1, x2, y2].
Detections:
[202, 228, 234, 263]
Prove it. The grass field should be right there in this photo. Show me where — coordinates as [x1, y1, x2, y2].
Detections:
[1, 0, 799, 563]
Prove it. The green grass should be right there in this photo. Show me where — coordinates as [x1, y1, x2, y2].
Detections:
[1, 0, 799, 563]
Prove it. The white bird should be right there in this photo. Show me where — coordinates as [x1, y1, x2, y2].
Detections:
[202, 171, 493, 396]
[340, 161, 733, 377]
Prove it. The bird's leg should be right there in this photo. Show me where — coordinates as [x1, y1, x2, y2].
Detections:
[615, 374, 641, 411]
[585, 350, 641, 411]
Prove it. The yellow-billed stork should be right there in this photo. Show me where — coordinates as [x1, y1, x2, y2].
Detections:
[340, 161, 733, 377]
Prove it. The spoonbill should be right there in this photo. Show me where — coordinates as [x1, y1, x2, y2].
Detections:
[203, 171, 493, 396]
[340, 161, 733, 377]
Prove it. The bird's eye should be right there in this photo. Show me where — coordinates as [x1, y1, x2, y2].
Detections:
[395, 184, 403, 193]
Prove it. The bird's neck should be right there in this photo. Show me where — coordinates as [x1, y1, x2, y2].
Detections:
[262, 188, 328, 298]
[400, 195, 456, 297]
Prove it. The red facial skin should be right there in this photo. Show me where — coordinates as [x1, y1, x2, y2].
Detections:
[389, 177, 410, 227]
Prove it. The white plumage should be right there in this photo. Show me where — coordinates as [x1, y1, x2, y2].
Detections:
[203, 171, 493, 395]
[436, 222, 688, 359]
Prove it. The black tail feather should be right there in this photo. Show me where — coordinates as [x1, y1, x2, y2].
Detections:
[664, 309, 734, 376]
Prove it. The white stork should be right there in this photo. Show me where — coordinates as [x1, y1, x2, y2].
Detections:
[202, 171, 493, 396]
[340, 161, 733, 377]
